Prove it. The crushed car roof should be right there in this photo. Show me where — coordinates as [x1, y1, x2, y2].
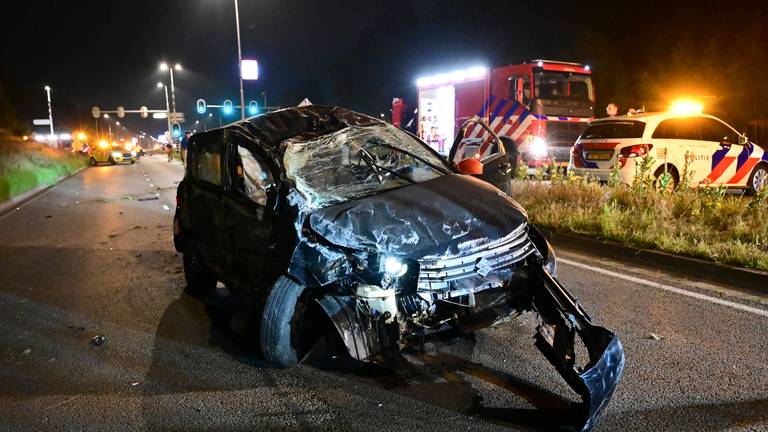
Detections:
[217, 105, 387, 151]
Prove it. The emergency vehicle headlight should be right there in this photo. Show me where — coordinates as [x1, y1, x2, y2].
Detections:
[530, 137, 548, 158]
[111, 151, 122, 158]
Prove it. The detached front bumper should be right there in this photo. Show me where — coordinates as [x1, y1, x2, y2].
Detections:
[532, 263, 624, 431]
[316, 258, 624, 431]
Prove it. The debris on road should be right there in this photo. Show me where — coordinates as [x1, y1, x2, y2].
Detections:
[90, 334, 106, 346]
[137, 196, 159, 202]
[162, 204, 170, 211]
[647, 332, 665, 341]
[21, 348, 31, 355]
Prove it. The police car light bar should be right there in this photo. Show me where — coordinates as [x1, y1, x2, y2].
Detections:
[416, 66, 488, 88]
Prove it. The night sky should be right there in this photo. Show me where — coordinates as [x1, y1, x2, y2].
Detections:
[2, 0, 767, 138]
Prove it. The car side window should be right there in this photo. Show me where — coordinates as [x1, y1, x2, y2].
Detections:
[235, 146, 274, 206]
[652, 118, 700, 141]
[190, 133, 223, 185]
[698, 118, 737, 144]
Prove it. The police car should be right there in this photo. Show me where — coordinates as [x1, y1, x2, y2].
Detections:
[568, 106, 768, 194]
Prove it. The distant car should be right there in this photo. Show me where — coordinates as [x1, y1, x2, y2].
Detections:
[569, 111, 768, 194]
[173, 106, 623, 430]
[89, 144, 136, 165]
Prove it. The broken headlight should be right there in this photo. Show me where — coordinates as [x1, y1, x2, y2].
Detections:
[382, 256, 408, 277]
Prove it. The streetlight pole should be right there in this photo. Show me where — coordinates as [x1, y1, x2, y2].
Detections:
[233, 0, 245, 121]
[158, 83, 173, 144]
[169, 67, 177, 114]
[44, 86, 54, 136]
[159, 62, 181, 116]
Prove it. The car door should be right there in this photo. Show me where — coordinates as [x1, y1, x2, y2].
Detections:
[652, 117, 711, 185]
[698, 117, 749, 185]
[186, 131, 229, 273]
[221, 133, 279, 289]
[448, 118, 514, 194]
[697, 117, 747, 186]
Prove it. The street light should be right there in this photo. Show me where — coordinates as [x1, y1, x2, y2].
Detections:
[156, 82, 173, 144]
[232, 0, 245, 120]
[44, 85, 54, 136]
[159, 62, 181, 114]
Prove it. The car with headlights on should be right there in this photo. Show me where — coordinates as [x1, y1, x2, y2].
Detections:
[89, 142, 137, 165]
[569, 108, 768, 194]
[173, 106, 624, 431]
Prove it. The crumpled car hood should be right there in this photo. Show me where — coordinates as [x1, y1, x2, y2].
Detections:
[308, 174, 528, 259]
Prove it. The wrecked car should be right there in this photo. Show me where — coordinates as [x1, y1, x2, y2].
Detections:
[173, 106, 624, 431]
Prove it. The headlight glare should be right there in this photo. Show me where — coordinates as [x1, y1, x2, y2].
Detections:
[382, 256, 408, 277]
[529, 137, 548, 158]
[111, 151, 122, 158]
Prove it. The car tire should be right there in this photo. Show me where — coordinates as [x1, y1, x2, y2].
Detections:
[654, 166, 679, 192]
[108, 157, 116, 165]
[747, 163, 768, 196]
[89, 157, 97, 166]
[260, 276, 306, 368]
[183, 239, 216, 296]
[130, 160, 135, 164]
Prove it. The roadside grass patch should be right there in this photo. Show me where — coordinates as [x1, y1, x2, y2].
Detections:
[0, 138, 86, 202]
[512, 173, 768, 271]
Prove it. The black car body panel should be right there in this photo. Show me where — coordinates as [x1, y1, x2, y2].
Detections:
[174, 105, 623, 431]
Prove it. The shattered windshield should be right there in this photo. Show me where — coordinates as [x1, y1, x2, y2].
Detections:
[284, 125, 450, 209]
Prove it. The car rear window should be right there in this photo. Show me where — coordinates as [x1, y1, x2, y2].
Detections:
[580, 121, 646, 139]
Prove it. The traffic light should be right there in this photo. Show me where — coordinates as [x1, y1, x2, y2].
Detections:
[196, 99, 207, 114]
[247, 100, 258, 116]
[172, 123, 181, 138]
[222, 99, 233, 115]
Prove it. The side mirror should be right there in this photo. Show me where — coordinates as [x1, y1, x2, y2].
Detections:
[739, 134, 749, 145]
[456, 157, 484, 175]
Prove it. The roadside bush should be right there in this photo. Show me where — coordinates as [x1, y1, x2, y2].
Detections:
[0, 139, 86, 202]
[512, 173, 768, 271]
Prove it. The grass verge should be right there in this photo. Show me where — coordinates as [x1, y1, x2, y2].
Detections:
[511, 174, 768, 272]
[0, 138, 87, 203]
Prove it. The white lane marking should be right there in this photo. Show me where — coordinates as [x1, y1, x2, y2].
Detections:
[559, 257, 768, 318]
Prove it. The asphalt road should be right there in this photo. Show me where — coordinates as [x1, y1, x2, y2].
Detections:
[1, 154, 767, 431]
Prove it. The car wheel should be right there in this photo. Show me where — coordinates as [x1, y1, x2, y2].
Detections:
[747, 163, 768, 196]
[654, 166, 679, 192]
[108, 157, 116, 165]
[183, 239, 216, 295]
[130, 160, 135, 164]
[260, 276, 306, 368]
[89, 157, 97, 166]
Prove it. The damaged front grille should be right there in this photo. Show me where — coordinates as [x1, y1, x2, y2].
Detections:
[417, 224, 536, 293]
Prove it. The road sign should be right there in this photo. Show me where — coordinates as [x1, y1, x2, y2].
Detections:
[117, 106, 125, 118]
[140, 106, 149, 119]
[196, 99, 207, 114]
[152, 112, 167, 119]
[33, 119, 51, 126]
[241, 59, 259, 80]
[169, 112, 185, 123]
[91, 106, 101, 119]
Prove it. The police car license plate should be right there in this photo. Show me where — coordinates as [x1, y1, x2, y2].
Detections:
[586, 153, 612, 161]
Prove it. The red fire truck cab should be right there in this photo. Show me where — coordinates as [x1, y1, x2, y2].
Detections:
[401, 60, 595, 172]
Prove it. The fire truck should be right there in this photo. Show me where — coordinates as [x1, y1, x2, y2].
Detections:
[394, 60, 596, 171]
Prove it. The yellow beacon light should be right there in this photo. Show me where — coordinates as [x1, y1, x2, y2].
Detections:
[669, 99, 704, 115]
